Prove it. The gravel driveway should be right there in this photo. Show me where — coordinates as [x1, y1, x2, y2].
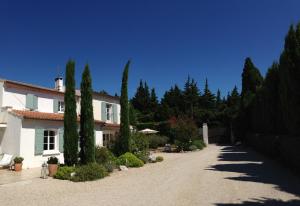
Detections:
[1, 145, 300, 206]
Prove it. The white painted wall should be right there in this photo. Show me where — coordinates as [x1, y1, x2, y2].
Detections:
[93, 99, 101, 121]
[0, 81, 4, 108]
[2, 87, 63, 113]
[20, 119, 64, 169]
[0, 110, 22, 156]
[20, 119, 105, 168]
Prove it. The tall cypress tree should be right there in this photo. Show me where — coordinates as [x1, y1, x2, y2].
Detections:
[63, 60, 79, 166]
[279, 23, 300, 135]
[119, 60, 130, 153]
[79, 64, 95, 164]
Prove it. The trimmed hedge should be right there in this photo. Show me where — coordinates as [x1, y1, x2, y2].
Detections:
[72, 163, 108, 182]
[54, 166, 75, 180]
[118, 152, 144, 167]
[246, 133, 300, 174]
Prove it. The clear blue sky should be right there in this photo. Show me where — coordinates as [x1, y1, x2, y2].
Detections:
[1, 0, 300, 98]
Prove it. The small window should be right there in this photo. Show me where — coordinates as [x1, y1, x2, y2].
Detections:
[103, 132, 115, 147]
[58, 101, 65, 112]
[106, 104, 112, 121]
[44, 130, 56, 151]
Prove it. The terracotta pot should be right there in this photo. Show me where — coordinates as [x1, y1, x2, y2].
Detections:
[14, 163, 22, 172]
[48, 164, 58, 177]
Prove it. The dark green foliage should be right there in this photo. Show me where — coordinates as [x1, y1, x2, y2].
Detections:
[171, 117, 199, 143]
[47, 156, 58, 164]
[119, 61, 131, 154]
[148, 134, 169, 149]
[184, 76, 200, 119]
[189, 145, 198, 151]
[134, 151, 149, 163]
[130, 132, 149, 152]
[64, 60, 79, 166]
[79, 64, 95, 164]
[13, 157, 24, 163]
[129, 103, 137, 126]
[155, 156, 164, 162]
[192, 139, 206, 149]
[72, 163, 108, 182]
[201, 78, 216, 110]
[159, 84, 184, 119]
[279, 24, 300, 135]
[118, 152, 144, 167]
[54, 166, 75, 180]
[95, 146, 117, 169]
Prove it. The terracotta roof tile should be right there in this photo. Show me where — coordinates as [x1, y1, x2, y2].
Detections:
[11, 110, 120, 129]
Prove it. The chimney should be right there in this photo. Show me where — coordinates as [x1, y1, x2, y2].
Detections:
[55, 76, 64, 92]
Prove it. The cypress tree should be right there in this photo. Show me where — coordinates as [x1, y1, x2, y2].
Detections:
[79, 64, 95, 164]
[119, 60, 130, 154]
[279, 23, 300, 135]
[63, 60, 79, 166]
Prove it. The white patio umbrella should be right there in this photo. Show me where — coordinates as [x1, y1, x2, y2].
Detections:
[139, 128, 159, 134]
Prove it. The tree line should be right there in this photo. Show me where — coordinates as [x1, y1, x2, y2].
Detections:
[131, 22, 300, 141]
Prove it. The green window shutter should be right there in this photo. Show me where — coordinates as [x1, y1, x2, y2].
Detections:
[26, 94, 38, 110]
[101, 102, 107, 121]
[35, 128, 44, 155]
[26, 94, 34, 110]
[53, 99, 58, 113]
[33, 95, 38, 110]
[112, 104, 118, 123]
[59, 128, 64, 153]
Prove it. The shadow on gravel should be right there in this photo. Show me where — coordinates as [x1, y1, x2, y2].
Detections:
[207, 146, 300, 198]
[215, 198, 300, 206]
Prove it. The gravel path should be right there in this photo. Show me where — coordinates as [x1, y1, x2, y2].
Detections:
[1, 145, 300, 206]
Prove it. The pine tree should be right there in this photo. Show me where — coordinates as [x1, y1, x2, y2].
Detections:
[79, 64, 95, 164]
[184, 76, 199, 118]
[202, 78, 216, 110]
[119, 60, 130, 153]
[216, 89, 221, 109]
[63, 60, 79, 166]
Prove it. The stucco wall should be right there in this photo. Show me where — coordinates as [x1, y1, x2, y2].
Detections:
[2, 87, 63, 113]
[20, 119, 104, 168]
[20, 119, 64, 168]
[0, 110, 22, 156]
[0, 81, 4, 108]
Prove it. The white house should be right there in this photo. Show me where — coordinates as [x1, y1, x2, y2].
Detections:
[0, 77, 120, 168]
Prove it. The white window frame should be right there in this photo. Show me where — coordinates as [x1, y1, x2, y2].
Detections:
[43, 129, 58, 155]
[58, 101, 65, 113]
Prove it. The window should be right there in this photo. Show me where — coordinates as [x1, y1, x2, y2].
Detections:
[106, 104, 112, 121]
[58, 101, 65, 112]
[103, 132, 114, 147]
[44, 130, 56, 151]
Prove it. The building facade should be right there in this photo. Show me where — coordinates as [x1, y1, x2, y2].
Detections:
[0, 78, 120, 168]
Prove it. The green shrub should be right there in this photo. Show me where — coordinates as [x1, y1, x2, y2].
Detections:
[174, 140, 191, 152]
[148, 135, 169, 149]
[118, 152, 144, 167]
[72, 163, 108, 182]
[47, 156, 58, 164]
[192, 140, 206, 150]
[14, 156, 24, 163]
[134, 151, 149, 163]
[189, 145, 198, 151]
[171, 117, 199, 145]
[130, 132, 149, 152]
[54, 166, 75, 180]
[156, 156, 164, 162]
[95, 146, 118, 172]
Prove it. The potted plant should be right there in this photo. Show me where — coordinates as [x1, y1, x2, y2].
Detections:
[47, 156, 59, 177]
[14, 156, 24, 172]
